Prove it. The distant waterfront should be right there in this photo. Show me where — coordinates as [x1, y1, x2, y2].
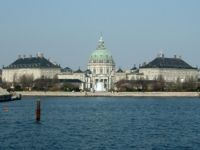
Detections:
[1, 97, 200, 149]
[17, 91, 200, 97]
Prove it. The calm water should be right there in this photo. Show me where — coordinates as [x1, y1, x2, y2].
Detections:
[1, 97, 200, 150]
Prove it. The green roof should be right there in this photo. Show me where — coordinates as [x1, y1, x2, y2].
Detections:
[88, 36, 115, 64]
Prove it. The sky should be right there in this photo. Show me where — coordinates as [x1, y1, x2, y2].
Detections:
[0, 0, 200, 70]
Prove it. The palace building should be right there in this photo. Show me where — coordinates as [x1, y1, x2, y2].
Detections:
[139, 54, 198, 82]
[2, 53, 61, 83]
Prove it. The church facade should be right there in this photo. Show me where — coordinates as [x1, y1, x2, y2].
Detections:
[87, 36, 116, 91]
[57, 36, 118, 91]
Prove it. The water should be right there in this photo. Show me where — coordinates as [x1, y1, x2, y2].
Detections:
[1, 97, 200, 150]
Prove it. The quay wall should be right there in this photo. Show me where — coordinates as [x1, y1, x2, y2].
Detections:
[17, 91, 200, 97]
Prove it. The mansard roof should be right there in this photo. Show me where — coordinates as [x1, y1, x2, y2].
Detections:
[140, 57, 196, 69]
[116, 68, 124, 73]
[61, 67, 73, 72]
[130, 66, 137, 70]
[84, 69, 92, 74]
[4, 56, 60, 69]
[74, 68, 83, 73]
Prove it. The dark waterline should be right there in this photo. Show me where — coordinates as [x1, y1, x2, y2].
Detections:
[1, 97, 200, 150]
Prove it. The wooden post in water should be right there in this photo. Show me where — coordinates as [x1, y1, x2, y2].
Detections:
[36, 100, 41, 121]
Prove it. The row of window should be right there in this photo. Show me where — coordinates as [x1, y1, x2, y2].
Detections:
[90, 60, 113, 63]
[7, 63, 55, 68]
[95, 79, 108, 83]
[93, 68, 110, 74]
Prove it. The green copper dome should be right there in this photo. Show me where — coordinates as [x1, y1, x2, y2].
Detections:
[89, 36, 115, 64]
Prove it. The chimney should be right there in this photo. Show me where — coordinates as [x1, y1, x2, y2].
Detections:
[174, 55, 177, 59]
[18, 55, 22, 59]
[36, 52, 44, 58]
[40, 53, 44, 58]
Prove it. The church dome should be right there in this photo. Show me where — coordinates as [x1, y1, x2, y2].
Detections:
[88, 36, 115, 64]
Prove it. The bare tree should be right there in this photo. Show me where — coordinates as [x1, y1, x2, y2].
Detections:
[152, 75, 166, 91]
[19, 74, 34, 90]
[182, 76, 198, 91]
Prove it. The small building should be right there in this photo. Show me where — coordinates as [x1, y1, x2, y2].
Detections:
[114, 68, 127, 83]
[61, 67, 73, 73]
[139, 54, 198, 82]
[2, 53, 61, 83]
[57, 68, 85, 82]
[59, 79, 84, 91]
[57, 68, 92, 91]
[126, 66, 145, 80]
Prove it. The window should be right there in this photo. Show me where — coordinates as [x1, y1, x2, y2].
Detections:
[107, 68, 109, 74]
[100, 68, 103, 74]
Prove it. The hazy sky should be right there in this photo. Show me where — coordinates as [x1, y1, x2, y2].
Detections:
[0, 0, 199, 70]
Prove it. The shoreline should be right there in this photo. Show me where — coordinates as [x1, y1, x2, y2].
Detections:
[16, 91, 200, 97]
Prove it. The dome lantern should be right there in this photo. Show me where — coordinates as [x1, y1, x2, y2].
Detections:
[97, 36, 106, 50]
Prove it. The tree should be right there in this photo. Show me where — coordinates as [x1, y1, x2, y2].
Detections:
[174, 77, 183, 91]
[33, 77, 52, 91]
[152, 75, 166, 91]
[182, 76, 198, 91]
[19, 74, 34, 90]
[62, 82, 80, 92]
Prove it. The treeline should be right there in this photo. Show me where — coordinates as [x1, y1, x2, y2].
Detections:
[115, 76, 200, 92]
[1, 74, 200, 92]
[0, 75, 81, 92]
